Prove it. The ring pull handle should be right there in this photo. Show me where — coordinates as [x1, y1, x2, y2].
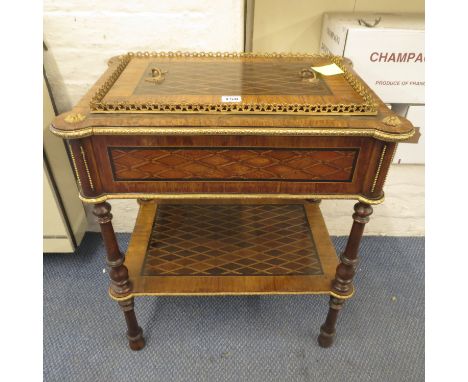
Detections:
[145, 67, 168, 84]
[299, 68, 319, 84]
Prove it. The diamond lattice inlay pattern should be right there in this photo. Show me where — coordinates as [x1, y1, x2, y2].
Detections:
[141, 204, 324, 276]
[134, 62, 331, 96]
[109, 147, 357, 182]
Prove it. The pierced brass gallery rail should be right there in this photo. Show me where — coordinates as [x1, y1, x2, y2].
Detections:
[89, 51, 378, 115]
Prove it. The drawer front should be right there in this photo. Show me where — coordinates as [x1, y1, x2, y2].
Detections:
[73, 135, 391, 201]
[108, 147, 359, 182]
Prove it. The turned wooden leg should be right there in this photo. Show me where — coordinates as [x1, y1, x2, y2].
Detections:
[118, 298, 145, 351]
[318, 202, 373, 348]
[93, 202, 145, 351]
[318, 297, 345, 347]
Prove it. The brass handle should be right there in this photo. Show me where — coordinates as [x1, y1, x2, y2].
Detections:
[299, 68, 319, 84]
[145, 67, 168, 84]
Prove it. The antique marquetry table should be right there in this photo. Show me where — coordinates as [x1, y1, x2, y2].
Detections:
[50, 52, 415, 351]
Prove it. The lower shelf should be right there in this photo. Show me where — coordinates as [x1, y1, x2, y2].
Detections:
[119, 200, 339, 297]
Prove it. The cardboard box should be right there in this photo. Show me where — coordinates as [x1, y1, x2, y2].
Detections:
[320, 13, 425, 103]
[393, 105, 425, 164]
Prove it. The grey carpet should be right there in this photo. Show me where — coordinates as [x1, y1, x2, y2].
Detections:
[44, 234, 424, 382]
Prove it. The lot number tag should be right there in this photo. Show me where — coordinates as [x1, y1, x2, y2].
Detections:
[221, 96, 242, 102]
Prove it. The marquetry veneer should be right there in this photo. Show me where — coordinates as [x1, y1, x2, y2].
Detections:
[121, 200, 338, 297]
[51, 52, 416, 350]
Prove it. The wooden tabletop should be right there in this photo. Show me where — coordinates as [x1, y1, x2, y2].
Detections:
[51, 52, 414, 142]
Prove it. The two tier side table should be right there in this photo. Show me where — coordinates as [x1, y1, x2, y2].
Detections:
[50, 52, 415, 350]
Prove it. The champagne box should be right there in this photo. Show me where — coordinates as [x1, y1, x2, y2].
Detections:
[320, 13, 425, 103]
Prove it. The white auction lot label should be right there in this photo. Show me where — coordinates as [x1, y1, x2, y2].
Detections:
[221, 96, 242, 102]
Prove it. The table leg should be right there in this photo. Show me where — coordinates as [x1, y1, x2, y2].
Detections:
[318, 202, 373, 348]
[118, 298, 145, 351]
[93, 202, 145, 351]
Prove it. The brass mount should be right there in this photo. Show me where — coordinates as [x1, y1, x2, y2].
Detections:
[144, 67, 168, 84]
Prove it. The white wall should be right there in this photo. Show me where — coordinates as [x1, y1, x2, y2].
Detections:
[44, 0, 245, 113]
[320, 165, 424, 236]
